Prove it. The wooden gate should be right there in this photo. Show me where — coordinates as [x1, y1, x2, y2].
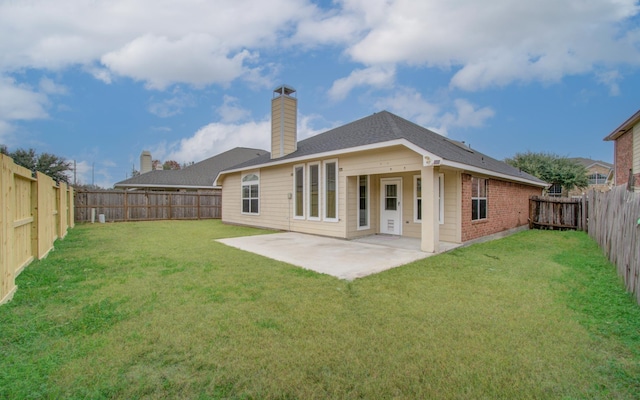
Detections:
[529, 196, 586, 231]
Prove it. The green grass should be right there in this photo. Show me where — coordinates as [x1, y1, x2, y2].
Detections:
[1, 220, 639, 399]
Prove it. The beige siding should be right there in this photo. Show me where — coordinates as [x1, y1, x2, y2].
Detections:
[339, 146, 423, 175]
[224, 145, 426, 239]
[439, 169, 461, 243]
[634, 121, 640, 174]
[270, 95, 297, 158]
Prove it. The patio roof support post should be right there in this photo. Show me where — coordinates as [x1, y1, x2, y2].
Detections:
[421, 166, 439, 253]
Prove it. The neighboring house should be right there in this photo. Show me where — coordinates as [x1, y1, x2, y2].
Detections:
[604, 108, 640, 191]
[114, 147, 268, 191]
[215, 85, 546, 253]
[566, 157, 613, 197]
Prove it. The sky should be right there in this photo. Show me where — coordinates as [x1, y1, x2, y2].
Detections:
[0, 0, 639, 188]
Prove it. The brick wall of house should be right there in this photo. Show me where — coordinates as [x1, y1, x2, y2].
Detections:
[461, 174, 542, 242]
[614, 131, 634, 187]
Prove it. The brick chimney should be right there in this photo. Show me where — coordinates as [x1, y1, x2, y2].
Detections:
[271, 85, 297, 159]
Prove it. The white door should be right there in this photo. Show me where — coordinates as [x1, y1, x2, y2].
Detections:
[380, 178, 402, 235]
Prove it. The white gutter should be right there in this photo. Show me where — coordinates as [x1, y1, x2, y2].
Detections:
[113, 183, 220, 190]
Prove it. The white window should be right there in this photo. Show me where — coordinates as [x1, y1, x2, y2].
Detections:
[308, 162, 320, 220]
[414, 174, 444, 224]
[547, 183, 562, 197]
[241, 173, 259, 215]
[414, 175, 422, 222]
[324, 160, 338, 221]
[439, 173, 444, 224]
[471, 177, 487, 220]
[357, 175, 369, 229]
[293, 165, 305, 218]
[588, 173, 608, 185]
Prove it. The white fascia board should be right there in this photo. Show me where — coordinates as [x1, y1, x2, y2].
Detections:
[215, 139, 441, 184]
[114, 184, 219, 190]
[441, 159, 549, 188]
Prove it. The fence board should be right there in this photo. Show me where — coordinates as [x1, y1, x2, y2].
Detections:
[1, 154, 73, 305]
[74, 190, 221, 222]
[529, 196, 583, 230]
[588, 186, 640, 305]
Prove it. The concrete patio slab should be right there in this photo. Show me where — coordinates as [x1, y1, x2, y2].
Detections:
[217, 232, 458, 280]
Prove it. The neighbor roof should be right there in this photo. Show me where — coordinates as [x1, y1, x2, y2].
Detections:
[604, 108, 640, 141]
[114, 147, 267, 189]
[220, 111, 545, 187]
[569, 157, 613, 170]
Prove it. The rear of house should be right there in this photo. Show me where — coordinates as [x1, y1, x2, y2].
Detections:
[604, 108, 640, 190]
[217, 86, 545, 252]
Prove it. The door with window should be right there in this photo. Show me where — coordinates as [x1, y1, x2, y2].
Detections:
[380, 178, 402, 235]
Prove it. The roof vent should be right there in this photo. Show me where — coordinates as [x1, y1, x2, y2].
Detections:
[444, 138, 474, 153]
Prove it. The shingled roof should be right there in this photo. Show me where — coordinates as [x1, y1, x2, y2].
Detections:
[221, 111, 545, 186]
[114, 147, 267, 189]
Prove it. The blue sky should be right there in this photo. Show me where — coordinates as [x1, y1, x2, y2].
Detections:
[1, 0, 639, 188]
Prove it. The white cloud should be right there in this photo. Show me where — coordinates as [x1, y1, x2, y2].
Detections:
[147, 87, 196, 118]
[374, 88, 494, 135]
[39, 77, 68, 95]
[1, 0, 637, 95]
[0, 76, 49, 121]
[216, 96, 251, 123]
[0, 0, 309, 88]
[374, 87, 440, 128]
[164, 119, 271, 164]
[159, 111, 334, 164]
[328, 65, 395, 100]
[340, 0, 640, 91]
[596, 70, 622, 96]
[102, 34, 255, 90]
[439, 99, 495, 133]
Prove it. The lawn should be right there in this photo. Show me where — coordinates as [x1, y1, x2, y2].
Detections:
[1, 220, 639, 399]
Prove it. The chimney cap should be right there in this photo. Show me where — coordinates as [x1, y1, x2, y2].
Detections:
[273, 85, 296, 97]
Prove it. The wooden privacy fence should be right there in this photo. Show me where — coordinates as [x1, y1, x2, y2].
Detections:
[529, 196, 586, 231]
[74, 190, 221, 222]
[1, 154, 74, 305]
[530, 187, 640, 305]
[588, 185, 640, 305]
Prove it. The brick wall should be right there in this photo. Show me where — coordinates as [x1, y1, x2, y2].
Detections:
[461, 174, 542, 242]
[614, 131, 633, 187]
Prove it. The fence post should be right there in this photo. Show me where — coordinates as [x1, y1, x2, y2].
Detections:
[581, 193, 587, 233]
[124, 191, 128, 222]
[0, 155, 16, 304]
[67, 186, 74, 228]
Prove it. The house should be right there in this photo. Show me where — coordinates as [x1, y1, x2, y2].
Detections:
[566, 158, 613, 197]
[215, 85, 546, 253]
[114, 147, 267, 191]
[604, 108, 640, 191]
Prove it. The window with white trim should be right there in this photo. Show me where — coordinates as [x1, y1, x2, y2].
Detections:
[358, 175, 369, 229]
[547, 183, 562, 197]
[414, 175, 445, 224]
[294, 165, 305, 218]
[324, 160, 338, 221]
[241, 173, 259, 214]
[471, 177, 487, 220]
[414, 176, 422, 222]
[438, 173, 444, 224]
[308, 163, 320, 220]
[588, 173, 608, 185]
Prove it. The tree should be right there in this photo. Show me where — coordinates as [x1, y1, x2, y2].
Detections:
[162, 160, 181, 170]
[5, 147, 72, 183]
[505, 151, 588, 193]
